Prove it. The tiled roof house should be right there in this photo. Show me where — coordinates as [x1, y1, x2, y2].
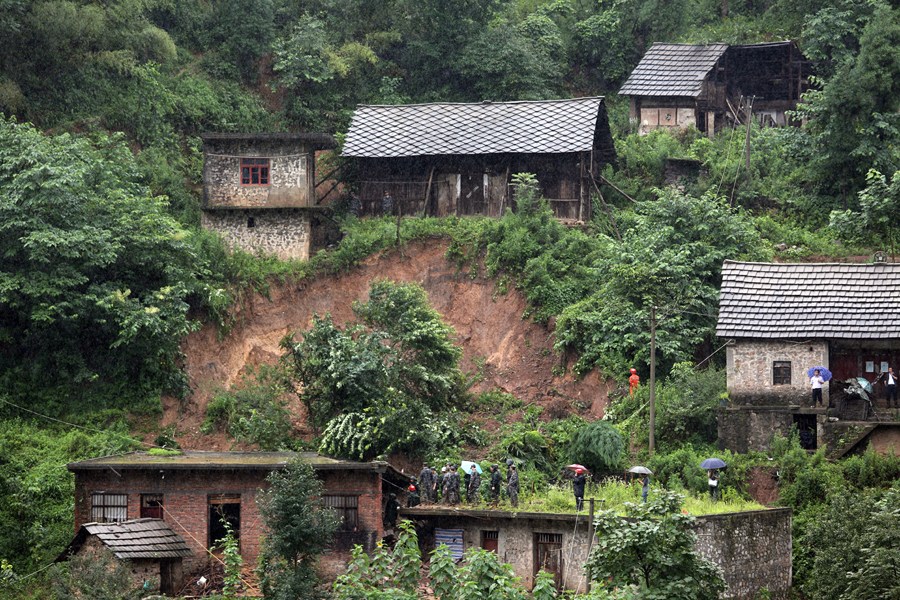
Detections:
[620, 42, 810, 136]
[716, 261, 900, 454]
[341, 97, 616, 221]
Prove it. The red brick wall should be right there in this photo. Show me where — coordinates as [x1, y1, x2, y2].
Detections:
[73, 467, 385, 573]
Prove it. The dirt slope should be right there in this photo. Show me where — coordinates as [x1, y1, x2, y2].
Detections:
[163, 239, 612, 448]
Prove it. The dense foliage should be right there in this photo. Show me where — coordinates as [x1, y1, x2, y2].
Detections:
[587, 491, 726, 600]
[283, 280, 465, 460]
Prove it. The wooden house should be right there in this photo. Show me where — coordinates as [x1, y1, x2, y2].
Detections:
[717, 261, 900, 454]
[619, 41, 810, 136]
[341, 97, 616, 221]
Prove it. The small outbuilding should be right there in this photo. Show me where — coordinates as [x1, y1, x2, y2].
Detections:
[717, 260, 900, 454]
[56, 518, 192, 595]
[341, 97, 616, 221]
[619, 41, 810, 136]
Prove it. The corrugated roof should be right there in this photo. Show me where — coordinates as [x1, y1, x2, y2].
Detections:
[618, 43, 728, 98]
[716, 261, 900, 338]
[59, 519, 192, 561]
[341, 97, 608, 157]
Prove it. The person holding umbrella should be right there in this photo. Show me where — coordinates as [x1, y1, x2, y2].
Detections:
[700, 458, 726, 501]
[628, 466, 653, 503]
[810, 368, 825, 406]
[572, 468, 586, 511]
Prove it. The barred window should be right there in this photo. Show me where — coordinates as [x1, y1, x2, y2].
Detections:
[773, 361, 792, 385]
[91, 492, 128, 523]
[240, 158, 270, 185]
[323, 495, 358, 531]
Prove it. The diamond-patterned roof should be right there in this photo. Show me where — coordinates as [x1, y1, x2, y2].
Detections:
[716, 261, 900, 339]
[619, 43, 728, 98]
[60, 519, 193, 561]
[342, 97, 608, 157]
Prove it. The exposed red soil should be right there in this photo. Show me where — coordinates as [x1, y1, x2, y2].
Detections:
[161, 240, 613, 449]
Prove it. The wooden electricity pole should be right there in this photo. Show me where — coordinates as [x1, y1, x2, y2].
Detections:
[649, 305, 657, 455]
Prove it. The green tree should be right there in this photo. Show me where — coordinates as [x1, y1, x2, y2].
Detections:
[568, 420, 624, 474]
[799, 486, 900, 600]
[830, 169, 900, 258]
[258, 459, 339, 600]
[282, 280, 465, 460]
[586, 490, 725, 599]
[0, 119, 218, 407]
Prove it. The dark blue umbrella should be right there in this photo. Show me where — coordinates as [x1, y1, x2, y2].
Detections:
[700, 458, 727, 470]
[807, 366, 832, 382]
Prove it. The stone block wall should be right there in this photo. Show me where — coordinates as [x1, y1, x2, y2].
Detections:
[727, 340, 828, 405]
[693, 509, 793, 599]
[203, 139, 313, 208]
[201, 208, 311, 260]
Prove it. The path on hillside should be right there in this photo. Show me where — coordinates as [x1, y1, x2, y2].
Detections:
[163, 240, 612, 448]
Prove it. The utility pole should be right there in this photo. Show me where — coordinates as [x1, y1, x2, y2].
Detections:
[649, 305, 657, 455]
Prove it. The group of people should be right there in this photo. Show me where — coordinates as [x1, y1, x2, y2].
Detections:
[810, 365, 898, 409]
[409, 460, 520, 507]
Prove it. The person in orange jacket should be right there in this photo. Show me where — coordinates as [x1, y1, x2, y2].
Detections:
[629, 368, 640, 396]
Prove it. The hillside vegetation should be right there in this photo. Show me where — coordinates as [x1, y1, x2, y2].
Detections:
[1, 0, 900, 598]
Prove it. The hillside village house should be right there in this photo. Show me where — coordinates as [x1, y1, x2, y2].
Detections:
[65, 451, 409, 591]
[619, 41, 810, 136]
[200, 133, 335, 260]
[341, 97, 616, 221]
[717, 261, 900, 455]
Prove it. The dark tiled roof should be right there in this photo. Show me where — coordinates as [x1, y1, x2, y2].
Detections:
[716, 261, 900, 338]
[342, 97, 608, 157]
[618, 43, 728, 98]
[59, 519, 192, 561]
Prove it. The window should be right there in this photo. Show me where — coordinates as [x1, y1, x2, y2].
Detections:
[209, 494, 241, 548]
[91, 492, 128, 523]
[140, 494, 163, 519]
[323, 495, 358, 531]
[240, 158, 269, 185]
[481, 530, 499, 553]
[246, 216, 256, 228]
[773, 361, 792, 385]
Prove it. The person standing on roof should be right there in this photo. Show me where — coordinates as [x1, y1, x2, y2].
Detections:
[629, 368, 640, 396]
[447, 465, 461, 505]
[572, 468, 586, 511]
[489, 464, 501, 505]
[507, 464, 519, 508]
[468, 464, 481, 504]
[419, 464, 433, 503]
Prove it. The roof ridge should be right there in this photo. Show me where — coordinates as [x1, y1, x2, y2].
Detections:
[355, 97, 604, 109]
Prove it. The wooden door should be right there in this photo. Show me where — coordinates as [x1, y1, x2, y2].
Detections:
[459, 171, 485, 215]
[481, 530, 498, 553]
[534, 533, 563, 589]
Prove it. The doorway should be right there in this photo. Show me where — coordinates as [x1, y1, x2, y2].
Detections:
[534, 533, 563, 589]
[208, 494, 241, 549]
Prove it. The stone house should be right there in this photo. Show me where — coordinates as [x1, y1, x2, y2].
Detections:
[619, 41, 810, 137]
[401, 505, 792, 599]
[67, 451, 409, 589]
[200, 133, 336, 260]
[717, 260, 900, 454]
[341, 97, 616, 221]
[56, 518, 192, 595]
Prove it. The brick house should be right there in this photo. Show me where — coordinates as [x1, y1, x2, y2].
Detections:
[717, 260, 900, 454]
[341, 97, 616, 221]
[67, 451, 409, 586]
[619, 42, 810, 137]
[200, 133, 336, 260]
[401, 506, 792, 599]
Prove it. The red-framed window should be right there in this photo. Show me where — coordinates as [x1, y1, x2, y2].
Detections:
[241, 158, 270, 185]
